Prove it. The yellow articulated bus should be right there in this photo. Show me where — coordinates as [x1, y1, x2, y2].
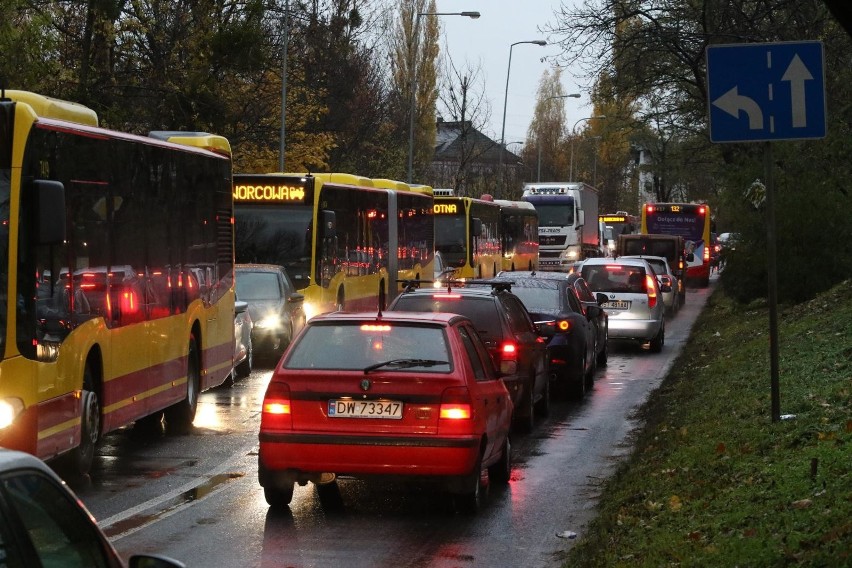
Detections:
[494, 199, 539, 272]
[432, 192, 502, 279]
[233, 173, 434, 317]
[0, 91, 235, 475]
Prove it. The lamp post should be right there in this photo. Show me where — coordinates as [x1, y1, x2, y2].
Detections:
[591, 135, 602, 187]
[407, 10, 480, 183]
[497, 39, 547, 197]
[537, 93, 580, 182]
[569, 115, 606, 182]
[279, 0, 290, 172]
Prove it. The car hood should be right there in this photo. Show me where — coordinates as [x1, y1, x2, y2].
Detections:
[245, 299, 285, 319]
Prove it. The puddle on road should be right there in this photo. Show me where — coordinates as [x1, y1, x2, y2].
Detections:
[101, 471, 244, 539]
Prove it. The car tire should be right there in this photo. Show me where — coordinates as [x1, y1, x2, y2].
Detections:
[535, 375, 550, 417]
[165, 336, 200, 434]
[316, 479, 343, 509]
[235, 340, 253, 378]
[455, 455, 488, 514]
[650, 324, 665, 353]
[264, 484, 295, 509]
[512, 377, 536, 432]
[488, 436, 511, 485]
[569, 357, 587, 401]
[596, 331, 609, 367]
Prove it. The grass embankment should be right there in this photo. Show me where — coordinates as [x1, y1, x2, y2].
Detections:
[565, 280, 852, 567]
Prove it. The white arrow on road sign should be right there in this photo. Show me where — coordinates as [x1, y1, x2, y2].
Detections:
[781, 54, 814, 128]
[712, 86, 763, 130]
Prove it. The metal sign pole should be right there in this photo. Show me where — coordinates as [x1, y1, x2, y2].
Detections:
[764, 141, 781, 422]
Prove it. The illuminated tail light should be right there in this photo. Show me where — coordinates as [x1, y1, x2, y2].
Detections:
[120, 290, 138, 313]
[645, 275, 658, 309]
[704, 245, 710, 261]
[501, 342, 518, 360]
[440, 387, 472, 420]
[261, 381, 292, 429]
[557, 319, 571, 332]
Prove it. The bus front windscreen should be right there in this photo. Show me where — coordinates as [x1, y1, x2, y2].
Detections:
[235, 205, 313, 285]
[645, 210, 705, 241]
[533, 202, 575, 227]
[434, 215, 468, 267]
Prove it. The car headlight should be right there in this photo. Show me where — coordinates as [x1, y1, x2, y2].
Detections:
[560, 248, 579, 260]
[0, 398, 24, 430]
[255, 315, 282, 330]
[302, 302, 319, 321]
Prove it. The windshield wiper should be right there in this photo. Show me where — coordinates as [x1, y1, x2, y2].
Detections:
[363, 359, 448, 373]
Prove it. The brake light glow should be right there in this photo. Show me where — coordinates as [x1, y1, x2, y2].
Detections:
[361, 324, 391, 332]
[646, 204, 655, 213]
[645, 274, 658, 309]
[698, 205, 706, 215]
[433, 293, 462, 299]
[261, 381, 292, 429]
[501, 342, 517, 359]
[440, 387, 472, 420]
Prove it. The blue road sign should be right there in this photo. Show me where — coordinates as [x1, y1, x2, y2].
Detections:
[706, 41, 826, 143]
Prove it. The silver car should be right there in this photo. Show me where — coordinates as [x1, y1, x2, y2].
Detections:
[619, 255, 680, 316]
[580, 257, 666, 352]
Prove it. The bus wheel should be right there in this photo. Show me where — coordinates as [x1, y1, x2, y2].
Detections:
[166, 336, 200, 435]
[61, 363, 101, 477]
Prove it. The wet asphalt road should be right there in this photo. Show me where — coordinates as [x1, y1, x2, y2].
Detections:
[69, 277, 716, 568]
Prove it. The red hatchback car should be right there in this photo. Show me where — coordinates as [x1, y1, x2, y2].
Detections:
[258, 311, 513, 512]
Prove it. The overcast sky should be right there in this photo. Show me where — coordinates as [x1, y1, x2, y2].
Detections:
[433, 0, 592, 148]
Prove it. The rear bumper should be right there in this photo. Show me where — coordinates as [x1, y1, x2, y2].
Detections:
[258, 431, 480, 480]
[607, 318, 661, 341]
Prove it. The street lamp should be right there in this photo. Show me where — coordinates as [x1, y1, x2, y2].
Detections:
[279, 0, 290, 172]
[407, 10, 480, 183]
[537, 93, 581, 182]
[569, 115, 606, 182]
[497, 39, 547, 197]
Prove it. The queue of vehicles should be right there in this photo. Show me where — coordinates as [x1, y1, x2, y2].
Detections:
[1, 90, 720, 561]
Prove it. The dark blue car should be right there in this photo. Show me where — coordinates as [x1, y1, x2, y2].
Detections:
[495, 271, 607, 400]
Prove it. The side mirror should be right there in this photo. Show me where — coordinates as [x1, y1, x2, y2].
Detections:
[235, 300, 249, 314]
[499, 360, 518, 376]
[596, 292, 609, 305]
[685, 252, 695, 262]
[288, 292, 305, 303]
[535, 320, 556, 338]
[660, 283, 672, 293]
[321, 210, 336, 239]
[586, 304, 601, 318]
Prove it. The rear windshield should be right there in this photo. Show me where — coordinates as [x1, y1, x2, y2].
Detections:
[391, 295, 502, 341]
[582, 264, 647, 294]
[284, 322, 451, 372]
[500, 281, 560, 314]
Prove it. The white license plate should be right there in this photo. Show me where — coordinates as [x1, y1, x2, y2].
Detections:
[328, 399, 403, 419]
[603, 300, 630, 309]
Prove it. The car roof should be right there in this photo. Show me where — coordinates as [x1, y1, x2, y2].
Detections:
[308, 310, 465, 326]
[620, 254, 670, 265]
[397, 282, 513, 298]
[235, 263, 286, 273]
[582, 257, 651, 269]
[496, 270, 568, 281]
[0, 448, 63, 480]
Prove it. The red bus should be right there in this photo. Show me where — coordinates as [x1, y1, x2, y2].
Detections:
[641, 203, 712, 287]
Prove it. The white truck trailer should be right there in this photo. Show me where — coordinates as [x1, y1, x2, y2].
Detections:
[522, 182, 601, 271]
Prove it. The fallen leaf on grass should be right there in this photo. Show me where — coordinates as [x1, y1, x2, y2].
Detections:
[743, 528, 757, 537]
[791, 499, 812, 509]
[715, 442, 726, 454]
[669, 495, 683, 511]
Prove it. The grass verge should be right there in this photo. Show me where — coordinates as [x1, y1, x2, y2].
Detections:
[564, 280, 852, 567]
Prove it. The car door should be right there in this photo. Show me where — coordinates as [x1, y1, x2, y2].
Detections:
[500, 295, 547, 397]
[573, 278, 607, 352]
[457, 323, 510, 461]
